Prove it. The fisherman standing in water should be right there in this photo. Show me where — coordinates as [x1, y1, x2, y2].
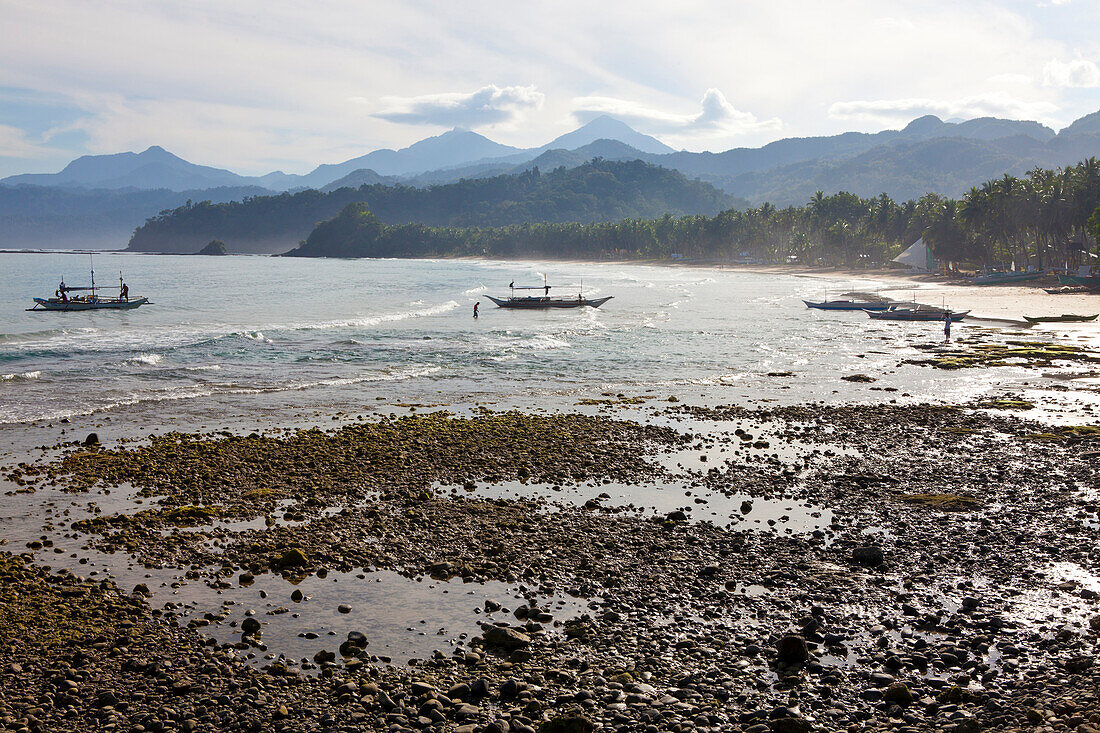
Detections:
[944, 310, 952, 341]
[473, 301, 479, 318]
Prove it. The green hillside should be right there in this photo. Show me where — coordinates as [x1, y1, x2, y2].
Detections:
[126, 160, 739, 254]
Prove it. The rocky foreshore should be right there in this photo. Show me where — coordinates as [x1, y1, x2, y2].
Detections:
[3, 404, 1100, 732]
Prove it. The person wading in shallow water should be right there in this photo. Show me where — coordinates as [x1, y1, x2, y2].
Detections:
[473, 301, 479, 318]
[944, 311, 952, 341]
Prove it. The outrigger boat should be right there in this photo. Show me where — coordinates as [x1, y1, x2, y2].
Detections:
[866, 304, 969, 322]
[486, 279, 612, 309]
[804, 291, 910, 311]
[1058, 273, 1100, 288]
[28, 258, 149, 311]
[1022, 313, 1098, 324]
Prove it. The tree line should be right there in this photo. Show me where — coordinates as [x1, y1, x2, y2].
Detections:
[286, 159, 1100, 269]
[922, 158, 1100, 269]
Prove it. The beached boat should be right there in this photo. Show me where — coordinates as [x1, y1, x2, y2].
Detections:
[866, 305, 969, 322]
[971, 270, 1044, 285]
[1022, 313, 1098, 323]
[28, 260, 149, 311]
[1058, 273, 1100, 288]
[486, 280, 611, 309]
[1045, 285, 1093, 295]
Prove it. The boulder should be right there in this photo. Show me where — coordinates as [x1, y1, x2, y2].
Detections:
[482, 625, 531, 650]
[883, 682, 913, 705]
[852, 545, 884, 567]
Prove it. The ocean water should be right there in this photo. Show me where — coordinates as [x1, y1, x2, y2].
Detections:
[0, 252, 1086, 434]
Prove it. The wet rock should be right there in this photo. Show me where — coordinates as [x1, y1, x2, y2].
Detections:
[769, 717, 812, 733]
[132, 583, 150, 597]
[883, 682, 913, 705]
[83, 433, 100, 446]
[273, 548, 308, 568]
[776, 635, 809, 666]
[482, 625, 531, 650]
[537, 715, 595, 733]
[499, 678, 524, 698]
[1066, 656, 1093, 674]
[852, 545, 884, 567]
[241, 617, 261, 636]
[447, 682, 471, 699]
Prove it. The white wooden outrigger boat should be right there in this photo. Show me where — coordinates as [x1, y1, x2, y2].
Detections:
[28, 257, 149, 311]
[485, 277, 612, 309]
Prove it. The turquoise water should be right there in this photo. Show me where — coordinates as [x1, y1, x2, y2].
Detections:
[0, 252, 1055, 430]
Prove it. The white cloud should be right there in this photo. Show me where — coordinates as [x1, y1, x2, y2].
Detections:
[1043, 58, 1100, 88]
[371, 84, 544, 128]
[571, 89, 781, 136]
[988, 73, 1034, 86]
[828, 93, 1060, 125]
[0, 124, 56, 159]
[0, 0, 1095, 174]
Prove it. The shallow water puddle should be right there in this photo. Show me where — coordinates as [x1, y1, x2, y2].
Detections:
[1004, 561, 1100, 631]
[170, 569, 591, 670]
[442, 479, 833, 534]
[0, 478, 591, 673]
[642, 412, 861, 473]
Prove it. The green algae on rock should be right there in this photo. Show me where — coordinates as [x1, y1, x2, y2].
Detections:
[906, 340, 1100, 370]
[45, 412, 683, 540]
[899, 493, 981, 511]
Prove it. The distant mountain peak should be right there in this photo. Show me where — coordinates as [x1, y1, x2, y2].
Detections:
[542, 116, 675, 155]
[903, 115, 946, 134]
[1060, 109, 1100, 136]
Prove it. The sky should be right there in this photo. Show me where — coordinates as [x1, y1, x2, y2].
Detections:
[1, 0, 1099, 178]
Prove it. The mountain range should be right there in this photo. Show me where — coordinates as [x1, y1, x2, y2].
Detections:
[2, 110, 1100, 249]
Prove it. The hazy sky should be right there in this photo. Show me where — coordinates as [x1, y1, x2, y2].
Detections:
[1, 0, 1098, 177]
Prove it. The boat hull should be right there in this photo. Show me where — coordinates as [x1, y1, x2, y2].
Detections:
[866, 308, 969, 322]
[30, 297, 149, 311]
[1058, 274, 1100, 287]
[486, 295, 612, 309]
[804, 300, 892, 311]
[1022, 314, 1098, 323]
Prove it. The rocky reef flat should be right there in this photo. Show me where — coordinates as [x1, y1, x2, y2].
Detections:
[2, 403, 1099, 733]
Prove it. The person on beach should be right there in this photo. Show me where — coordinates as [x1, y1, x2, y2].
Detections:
[473, 301, 479, 318]
[944, 311, 952, 340]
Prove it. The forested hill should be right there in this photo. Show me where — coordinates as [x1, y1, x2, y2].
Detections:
[125, 160, 739, 254]
[285, 159, 1100, 270]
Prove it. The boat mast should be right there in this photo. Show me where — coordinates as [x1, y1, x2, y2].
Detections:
[89, 255, 95, 303]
